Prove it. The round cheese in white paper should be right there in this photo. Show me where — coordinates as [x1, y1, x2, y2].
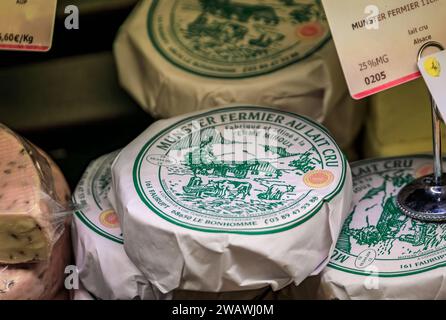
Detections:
[110, 105, 352, 294]
[113, 0, 364, 152]
[319, 156, 446, 300]
[72, 151, 166, 300]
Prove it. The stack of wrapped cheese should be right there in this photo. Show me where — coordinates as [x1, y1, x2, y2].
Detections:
[71, 151, 169, 300]
[75, 105, 351, 299]
[0, 124, 72, 300]
[114, 0, 365, 158]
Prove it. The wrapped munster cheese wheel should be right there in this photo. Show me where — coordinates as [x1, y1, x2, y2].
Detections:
[317, 156, 446, 300]
[110, 105, 352, 295]
[72, 151, 168, 300]
[114, 0, 364, 153]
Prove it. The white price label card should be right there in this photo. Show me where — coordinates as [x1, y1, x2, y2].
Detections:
[0, 0, 57, 52]
[418, 50, 446, 120]
[322, 0, 446, 99]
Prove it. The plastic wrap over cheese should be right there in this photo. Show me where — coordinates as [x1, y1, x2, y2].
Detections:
[72, 151, 169, 300]
[0, 128, 72, 300]
[0, 227, 71, 300]
[110, 105, 352, 295]
[317, 156, 446, 300]
[0, 124, 73, 265]
[114, 0, 365, 154]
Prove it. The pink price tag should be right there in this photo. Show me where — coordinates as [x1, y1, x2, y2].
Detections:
[322, 0, 446, 99]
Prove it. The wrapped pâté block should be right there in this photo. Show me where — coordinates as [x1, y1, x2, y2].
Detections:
[72, 151, 168, 300]
[0, 126, 72, 299]
[114, 0, 364, 153]
[110, 105, 352, 297]
[0, 124, 71, 264]
[317, 156, 446, 300]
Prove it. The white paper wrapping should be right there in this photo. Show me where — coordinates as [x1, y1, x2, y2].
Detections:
[72, 282, 96, 301]
[110, 105, 352, 295]
[318, 156, 446, 300]
[113, 0, 364, 152]
[72, 151, 167, 300]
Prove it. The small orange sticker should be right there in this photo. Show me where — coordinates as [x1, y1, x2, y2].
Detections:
[303, 170, 334, 188]
[416, 164, 434, 178]
[99, 210, 120, 229]
[296, 22, 325, 40]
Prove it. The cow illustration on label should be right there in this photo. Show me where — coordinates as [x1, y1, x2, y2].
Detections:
[199, 0, 280, 25]
[258, 184, 295, 201]
[148, 0, 330, 78]
[183, 177, 253, 200]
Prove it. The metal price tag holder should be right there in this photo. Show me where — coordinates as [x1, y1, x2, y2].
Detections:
[397, 41, 446, 222]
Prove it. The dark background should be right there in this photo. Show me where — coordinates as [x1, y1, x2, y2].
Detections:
[0, 0, 154, 189]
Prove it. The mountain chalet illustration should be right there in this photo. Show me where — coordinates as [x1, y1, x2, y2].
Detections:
[337, 170, 446, 257]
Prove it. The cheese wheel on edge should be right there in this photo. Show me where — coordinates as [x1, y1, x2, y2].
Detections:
[110, 105, 352, 295]
[318, 156, 446, 300]
[72, 151, 168, 300]
[113, 0, 365, 153]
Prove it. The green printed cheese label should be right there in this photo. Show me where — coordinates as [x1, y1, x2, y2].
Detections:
[329, 156, 446, 277]
[147, 0, 330, 78]
[74, 151, 123, 244]
[133, 107, 346, 234]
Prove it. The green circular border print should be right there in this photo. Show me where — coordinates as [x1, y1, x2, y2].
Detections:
[133, 106, 347, 234]
[328, 156, 446, 277]
[147, 0, 331, 79]
[74, 152, 124, 244]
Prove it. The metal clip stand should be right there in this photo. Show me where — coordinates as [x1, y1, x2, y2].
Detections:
[397, 41, 446, 222]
